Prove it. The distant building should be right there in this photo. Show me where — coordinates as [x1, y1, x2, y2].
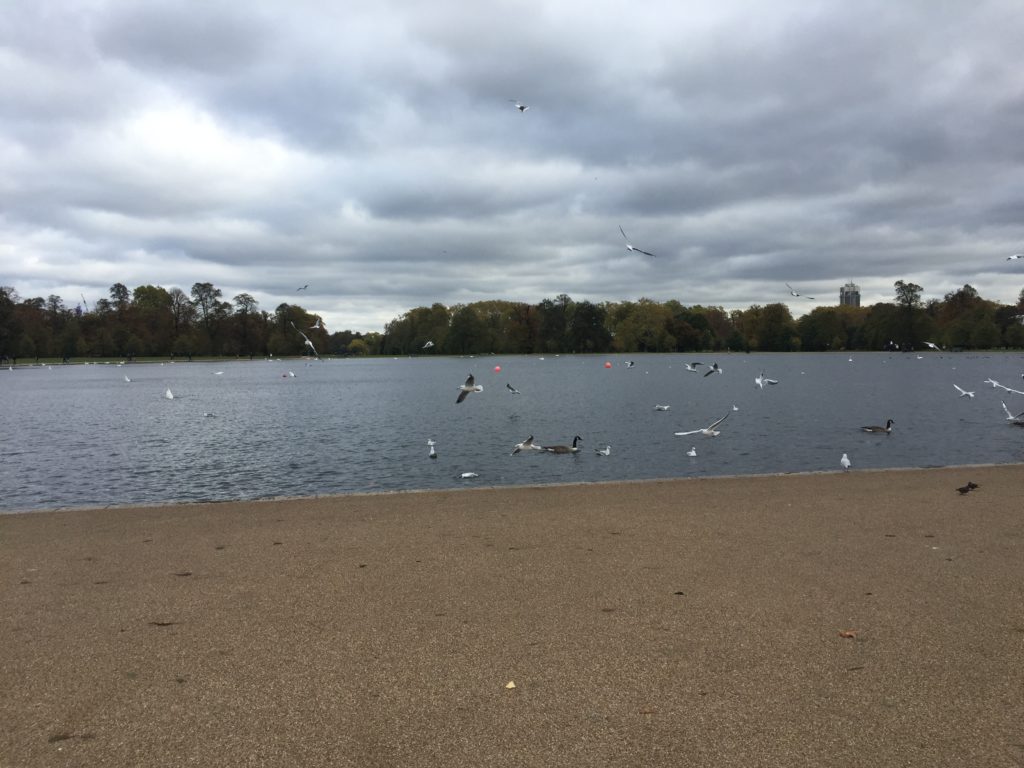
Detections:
[839, 282, 861, 307]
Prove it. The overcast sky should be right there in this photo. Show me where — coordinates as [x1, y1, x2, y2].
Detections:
[3, 0, 1023, 332]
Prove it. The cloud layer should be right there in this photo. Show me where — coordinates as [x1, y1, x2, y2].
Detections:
[3, 0, 1024, 331]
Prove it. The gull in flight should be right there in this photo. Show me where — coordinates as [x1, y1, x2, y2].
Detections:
[654, 405, 671, 411]
[422, 340, 434, 349]
[595, 445, 611, 456]
[841, 453, 851, 471]
[619, 226, 656, 257]
[456, 374, 483, 403]
[785, 283, 815, 300]
[1006, 253, 1023, 260]
[511, 435, 542, 455]
[686, 446, 697, 457]
[992, 380, 1024, 396]
[683, 362, 704, 372]
[1000, 401, 1024, 421]
[509, 99, 529, 112]
[675, 413, 729, 437]
[290, 321, 320, 358]
[754, 371, 778, 389]
[296, 284, 308, 291]
[309, 319, 325, 331]
[923, 341, 942, 350]
[954, 384, 975, 398]
[703, 362, 722, 377]
[124, 374, 131, 383]
[506, 383, 521, 394]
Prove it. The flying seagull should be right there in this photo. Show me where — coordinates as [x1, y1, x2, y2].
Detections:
[1006, 253, 1023, 260]
[1000, 401, 1024, 421]
[654, 405, 671, 411]
[511, 435, 541, 455]
[309, 319, 325, 330]
[422, 340, 434, 349]
[506, 383, 521, 394]
[923, 341, 942, 350]
[290, 321, 320, 358]
[703, 362, 723, 377]
[510, 100, 529, 112]
[954, 384, 975, 399]
[754, 371, 778, 389]
[296, 284, 308, 291]
[785, 283, 816, 300]
[674, 413, 729, 437]
[683, 362, 704, 372]
[456, 374, 483, 404]
[619, 226, 656, 257]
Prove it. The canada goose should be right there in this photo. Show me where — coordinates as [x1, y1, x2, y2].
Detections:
[675, 413, 729, 437]
[543, 435, 582, 454]
[511, 435, 541, 455]
[456, 374, 483, 404]
[953, 384, 975, 398]
[861, 419, 894, 434]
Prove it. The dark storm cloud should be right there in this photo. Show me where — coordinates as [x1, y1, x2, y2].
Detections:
[3, 0, 1024, 331]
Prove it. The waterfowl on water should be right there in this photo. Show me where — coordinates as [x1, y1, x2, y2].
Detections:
[595, 445, 611, 456]
[861, 419, 894, 434]
[543, 435, 582, 454]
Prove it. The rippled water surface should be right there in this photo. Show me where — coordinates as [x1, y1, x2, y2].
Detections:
[2, 352, 1023, 512]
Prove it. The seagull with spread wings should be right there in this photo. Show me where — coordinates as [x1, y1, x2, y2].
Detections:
[674, 413, 729, 437]
[619, 226, 656, 257]
[785, 283, 815, 300]
[290, 321, 320, 358]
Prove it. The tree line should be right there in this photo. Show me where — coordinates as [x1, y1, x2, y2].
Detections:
[2, 280, 1023, 362]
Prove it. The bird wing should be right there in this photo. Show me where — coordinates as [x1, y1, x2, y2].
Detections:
[456, 389, 469, 404]
[953, 385, 965, 395]
[703, 368, 715, 377]
[706, 413, 729, 431]
[464, 374, 475, 387]
[619, 225, 630, 243]
[635, 247, 656, 257]
[1002, 401, 1015, 419]
[674, 429, 701, 436]
[766, 378, 779, 384]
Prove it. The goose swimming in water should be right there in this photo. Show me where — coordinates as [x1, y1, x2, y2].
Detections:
[861, 419, 894, 434]
[542, 435, 582, 454]
[456, 374, 483, 404]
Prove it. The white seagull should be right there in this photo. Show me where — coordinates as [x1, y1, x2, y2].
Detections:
[460, 472, 479, 478]
[754, 371, 779, 389]
[686, 446, 697, 457]
[290, 321, 320, 358]
[923, 341, 942, 350]
[675, 413, 729, 437]
[954, 384, 975, 398]
[654, 405, 671, 411]
[429, 444, 437, 459]
[509, 100, 529, 112]
[511, 435, 542, 455]
[785, 283, 816, 300]
[422, 340, 434, 349]
[456, 374, 483, 403]
[703, 362, 723, 377]
[164, 388, 174, 400]
[309, 319, 325, 330]
[595, 445, 611, 456]
[619, 226, 656, 257]
[124, 375, 131, 383]
[683, 362, 704, 372]
[841, 453, 851, 471]
[1000, 401, 1024, 421]
[1006, 253, 1023, 260]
